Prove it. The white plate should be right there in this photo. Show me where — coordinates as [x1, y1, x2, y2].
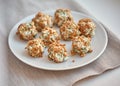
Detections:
[8, 10, 108, 71]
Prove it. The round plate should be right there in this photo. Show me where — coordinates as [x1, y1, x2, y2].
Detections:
[8, 10, 108, 71]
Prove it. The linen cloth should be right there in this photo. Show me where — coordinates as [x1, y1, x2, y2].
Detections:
[0, 0, 120, 86]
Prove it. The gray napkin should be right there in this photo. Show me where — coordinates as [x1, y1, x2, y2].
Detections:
[0, 0, 120, 86]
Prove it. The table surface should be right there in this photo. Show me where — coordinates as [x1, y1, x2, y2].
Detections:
[74, 0, 120, 86]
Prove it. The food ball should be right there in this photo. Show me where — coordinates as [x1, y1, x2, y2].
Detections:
[71, 36, 92, 57]
[16, 22, 38, 40]
[78, 18, 96, 37]
[60, 21, 80, 40]
[40, 27, 60, 46]
[32, 12, 53, 32]
[25, 38, 45, 57]
[54, 9, 73, 26]
[48, 42, 68, 63]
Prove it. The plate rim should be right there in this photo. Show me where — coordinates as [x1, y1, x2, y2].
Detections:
[8, 10, 108, 71]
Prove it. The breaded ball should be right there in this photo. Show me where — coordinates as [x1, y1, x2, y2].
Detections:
[48, 42, 68, 63]
[78, 18, 96, 37]
[40, 27, 60, 46]
[60, 21, 80, 40]
[71, 36, 92, 57]
[16, 22, 38, 40]
[32, 12, 53, 32]
[25, 38, 45, 57]
[54, 9, 73, 26]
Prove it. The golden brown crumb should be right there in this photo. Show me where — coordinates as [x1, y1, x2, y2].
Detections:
[48, 42, 68, 63]
[16, 22, 38, 40]
[78, 18, 96, 37]
[40, 27, 60, 46]
[71, 36, 92, 57]
[25, 38, 45, 57]
[60, 21, 80, 40]
[54, 8, 73, 26]
[32, 12, 53, 32]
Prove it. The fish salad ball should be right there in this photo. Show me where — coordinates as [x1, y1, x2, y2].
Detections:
[71, 36, 92, 57]
[60, 21, 80, 40]
[40, 27, 60, 46]
[78, 18, 96, 37]
[54, 9, 73, 26]
[16, 22, 38, 40]
[48, 42, 68, 63]
[25, 38, 45, 57]
[32, 12, 53, 32]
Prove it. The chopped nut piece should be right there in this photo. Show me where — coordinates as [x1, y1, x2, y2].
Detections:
[54, 9, 73, 26]
[16, 22, 38, 40]
[32, 12, 53, 32]
[78, 18, 96, 37]
[40, 27, 60, 46]
[60, 21, 80, 40]
[71, 36, 92, 57]
[48, 42, 68, 63]
[25, 38, 45, 57]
